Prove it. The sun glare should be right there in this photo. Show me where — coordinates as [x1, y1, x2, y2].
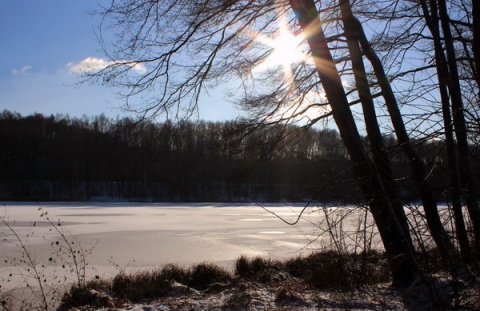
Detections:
[252, 26, 306, 76]
[245, 8, 323, 123]
[266, 32, 304, 68]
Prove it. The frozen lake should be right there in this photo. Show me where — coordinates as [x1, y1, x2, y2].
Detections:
[1, 202, 371, 290]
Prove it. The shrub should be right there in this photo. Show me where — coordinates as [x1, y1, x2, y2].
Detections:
[189, 263, 232, 290]
[58, 279, 112, 310]
[159, 264, 190, 284]
[106, 263, 232, 302]
[111, 270, 172, 302]
[234, 256, 283, 284]
[0, 206, 95, 311]
[285, 251, 389, 290]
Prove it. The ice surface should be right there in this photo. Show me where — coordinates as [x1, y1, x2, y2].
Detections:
[0, 202, 329, 289]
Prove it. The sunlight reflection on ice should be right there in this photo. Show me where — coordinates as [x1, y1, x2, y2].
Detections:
[238, 218, 265, 222]
[259, 231, 284, 234]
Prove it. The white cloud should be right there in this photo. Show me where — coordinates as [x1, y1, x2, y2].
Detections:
[67, 57, 110, 73]
[67, 57, 147, 74]
[12, 65, 32, 76]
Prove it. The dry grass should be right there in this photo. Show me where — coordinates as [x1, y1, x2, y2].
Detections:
[58, 250, 393, 309]
[285, 250, 390, 290]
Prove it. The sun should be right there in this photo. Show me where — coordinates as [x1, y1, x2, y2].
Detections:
[270, 31, 306, 67]
[253, 28, 306, 75]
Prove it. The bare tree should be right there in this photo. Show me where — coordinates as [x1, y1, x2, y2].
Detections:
[344, 0, 479, 264]
[474, 0, 480, 90]
[288, 0, 422, 287]
[339, 0, 471, 280]
[408, 0, 480, 253]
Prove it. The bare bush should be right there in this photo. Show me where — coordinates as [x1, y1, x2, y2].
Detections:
[0, 205, 95, 310]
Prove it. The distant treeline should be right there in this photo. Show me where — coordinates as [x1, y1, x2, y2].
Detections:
[0, 110, 475, 202]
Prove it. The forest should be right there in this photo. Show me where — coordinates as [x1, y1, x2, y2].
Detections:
[1, 110, 475, 202]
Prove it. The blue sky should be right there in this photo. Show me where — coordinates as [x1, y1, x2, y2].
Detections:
[0, 1, 238, 120]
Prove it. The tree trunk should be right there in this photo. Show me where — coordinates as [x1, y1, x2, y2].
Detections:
[437, 0, 480, 250]
[339, 0, 413, 247]
[420, 0, 471, 261]
[437, 60, 471, 261]
[289, 0, 422, 288]
[473, 0, 480, 91]
[351, 2, 470, 279]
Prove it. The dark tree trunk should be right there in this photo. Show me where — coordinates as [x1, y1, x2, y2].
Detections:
[473, 0, 480, 91]
[339, 0, 413, 247]
[437, 0, 480, 249]
[437, 61, 471, 261]
[289, 0, 422, 288]
[351, 1, 470, 279]
[421, 0, 471, 261]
